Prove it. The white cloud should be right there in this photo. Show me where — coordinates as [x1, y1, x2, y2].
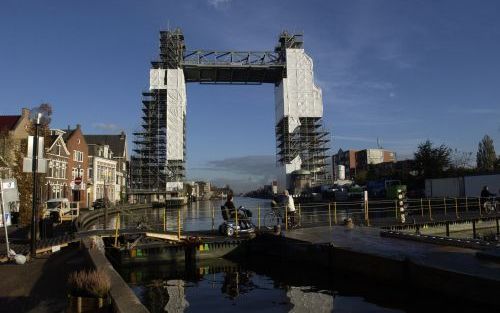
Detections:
[207, 0, 232, 9]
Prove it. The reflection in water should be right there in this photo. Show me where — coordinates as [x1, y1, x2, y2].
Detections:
[287, 287, 333, 313]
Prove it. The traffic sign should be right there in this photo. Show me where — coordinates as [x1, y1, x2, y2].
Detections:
[74, 177, 82, 185]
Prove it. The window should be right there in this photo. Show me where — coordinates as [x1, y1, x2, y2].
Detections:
[79, 168, 84, 180]
[56, 144, 61, 156]
[88, 168, 93, 179]
[73, 151, 83, 162]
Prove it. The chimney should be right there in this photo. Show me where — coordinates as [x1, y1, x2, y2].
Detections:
[21, 108, 30, 117]
[120, 131, 125, 139]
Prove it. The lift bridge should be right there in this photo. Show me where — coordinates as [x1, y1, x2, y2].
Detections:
[131, 29, 329, 198]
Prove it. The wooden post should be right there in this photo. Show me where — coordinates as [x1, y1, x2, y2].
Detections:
[465, 196, 468, 212]
[420, 198, 424, 217]
[455, 198, 459, 219]
[334, 202, 337, 224]
[365, 199, 370, 226]
[394, 200, 398, 220]
[328, 203, 332, 228]
[443, 197, 447, 216]
[478, 197, 482, 216]
[114, 212, 120, 247]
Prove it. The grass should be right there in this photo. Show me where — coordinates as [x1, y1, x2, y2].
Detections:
[68, 269, 111, 298]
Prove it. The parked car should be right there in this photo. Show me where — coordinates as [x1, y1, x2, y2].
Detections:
[93, 198, 111, 210]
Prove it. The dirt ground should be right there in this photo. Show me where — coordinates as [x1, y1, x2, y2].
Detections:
[0, 245, 91, 313]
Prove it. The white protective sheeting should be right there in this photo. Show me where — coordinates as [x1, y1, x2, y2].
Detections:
[149, 69, 166, 90]
[275, 49, 323, 127]
[166, 69, 187, 161]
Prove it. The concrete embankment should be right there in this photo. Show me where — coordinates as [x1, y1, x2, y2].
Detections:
[249, 226, 500, 307]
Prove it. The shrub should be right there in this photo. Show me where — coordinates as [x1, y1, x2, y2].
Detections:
[68, 269, 111, 298]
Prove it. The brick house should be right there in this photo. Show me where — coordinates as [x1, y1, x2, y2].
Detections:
[45, 130, 70, 199]
[63, 125, 89, 209]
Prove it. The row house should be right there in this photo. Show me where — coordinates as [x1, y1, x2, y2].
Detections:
[87, 143, 117, 203]
[63, 125, 89, 209]
[45, 130, 70, 199]
[85, 132, 127, 203]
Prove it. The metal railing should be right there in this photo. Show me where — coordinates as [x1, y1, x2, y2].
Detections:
[84, 197, 500, 241]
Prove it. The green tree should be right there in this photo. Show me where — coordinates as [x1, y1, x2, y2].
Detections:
[414, 140, 451, 178]
[476, 135, 496, 171]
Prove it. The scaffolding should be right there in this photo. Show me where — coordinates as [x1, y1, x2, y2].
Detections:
[276, 117, 330, 185]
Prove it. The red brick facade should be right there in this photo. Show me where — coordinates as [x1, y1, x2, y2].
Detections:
[64, 125, 89, 208]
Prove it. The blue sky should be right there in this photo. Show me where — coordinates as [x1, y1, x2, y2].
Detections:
[1, 0, 499, 192]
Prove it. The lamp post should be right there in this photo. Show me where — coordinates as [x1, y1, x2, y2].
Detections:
[30, 113, 41, 256]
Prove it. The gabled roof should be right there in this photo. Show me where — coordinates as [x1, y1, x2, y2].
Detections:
[0, 115, 21, 133]
[84, 133, 126, 158]
[47, 134, 70, 156]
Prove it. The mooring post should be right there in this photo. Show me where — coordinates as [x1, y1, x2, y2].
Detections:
[114, 212, 120, 247]
[428, 199, 433, 221]
[455, 198, 459, 219]
[465, 196, 468, 212]
[328, 203, 332, 228]
[420, 198, 424, 217]
[443, 197, 447, 216]
[472, 220, 477, 239]
[445, 221, 450, 237]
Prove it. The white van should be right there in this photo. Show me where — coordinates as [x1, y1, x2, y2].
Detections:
[44, 198, 79, 222]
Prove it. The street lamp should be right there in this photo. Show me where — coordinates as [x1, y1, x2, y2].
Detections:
[24, 109, 49, 256]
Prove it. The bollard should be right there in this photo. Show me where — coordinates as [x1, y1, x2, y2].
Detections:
[334, 202, 337, 224]
[420, 198, 424, 217]
[114, 212, 120, 247]
[163, 207, 167, 232]
[177, 209, 181, 240]
[258, 206, 261, 230]
[428, 199, 433, 221]
[365, 199, 370, 226]
[443, 197, 447, 216]
[328, 203, 332, 228]
[455, 198, 459, 219]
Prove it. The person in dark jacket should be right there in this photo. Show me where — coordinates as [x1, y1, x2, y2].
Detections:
[224, 194, 248, 227]
[481, 186, 495, 199]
